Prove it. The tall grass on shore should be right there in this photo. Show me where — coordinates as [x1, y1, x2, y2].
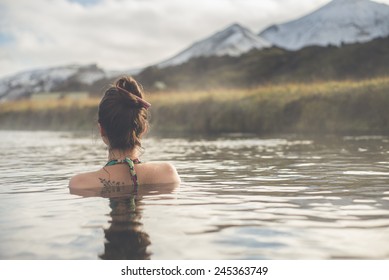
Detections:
[150, 77, 389, 134]
[1, 77, 389, 134]
[0, 97, 100, 131]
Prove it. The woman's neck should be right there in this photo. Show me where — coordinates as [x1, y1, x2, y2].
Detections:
[108, 148, 138, 161]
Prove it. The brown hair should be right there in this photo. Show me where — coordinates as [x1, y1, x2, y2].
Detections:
[98, 76, 149, 150]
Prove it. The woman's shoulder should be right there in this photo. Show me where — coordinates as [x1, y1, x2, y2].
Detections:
[69, 161, 181, 189]
[69, 170, 101, 189]
[138, 161, 181, 185]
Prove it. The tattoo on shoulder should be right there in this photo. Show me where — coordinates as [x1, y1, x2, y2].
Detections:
[99, 178, 127, 195]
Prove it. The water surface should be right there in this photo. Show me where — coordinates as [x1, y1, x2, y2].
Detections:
[0, 131, 389, 259]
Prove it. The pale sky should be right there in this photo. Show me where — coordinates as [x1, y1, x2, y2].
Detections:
[1, 0, 389, 77]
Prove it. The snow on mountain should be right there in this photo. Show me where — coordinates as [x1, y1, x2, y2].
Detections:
[158, 23, 271, 68]
[0, 64, 106, 101]
[259, 0, 389, 50]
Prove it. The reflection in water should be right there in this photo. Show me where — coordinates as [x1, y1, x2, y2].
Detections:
[69, 183, 177, 260]
[100, 196, 150, 260]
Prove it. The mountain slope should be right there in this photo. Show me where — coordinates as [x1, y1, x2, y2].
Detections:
[158, 23, 271, 68]
[259, 0, 389, 50]
[136, 35, 389, 90]
[0, 64, 107, 101]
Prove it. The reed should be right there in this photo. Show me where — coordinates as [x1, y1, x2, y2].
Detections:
[1, 77, 389, 135]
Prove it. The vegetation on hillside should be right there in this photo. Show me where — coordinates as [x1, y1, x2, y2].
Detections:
[136, 36, 389, 91]
[1, 77, 389, 135]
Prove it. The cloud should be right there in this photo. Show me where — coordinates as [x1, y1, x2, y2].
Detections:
[1, 0, 389, 77]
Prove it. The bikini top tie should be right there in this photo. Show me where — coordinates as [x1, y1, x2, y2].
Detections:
[105, 157, 141, 191]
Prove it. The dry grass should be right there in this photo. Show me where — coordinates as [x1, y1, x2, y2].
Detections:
[148, 76, 389, 105]
[1, 76, 389, 134]
[0, 96, 100, 113]
[2, 76, 388, 113]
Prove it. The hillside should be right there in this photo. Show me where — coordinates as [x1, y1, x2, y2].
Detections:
[135, 35, 389, 91]
[158, 23, 270, 68]
[259, 0, 389, 50]
[2, 24, 389, 100]
[0, 64, 114, 101]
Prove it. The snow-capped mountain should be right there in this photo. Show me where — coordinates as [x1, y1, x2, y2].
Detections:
[0, 64, 106, 101]
[259, 0, 389, 50]
[158, 23, 271, 68]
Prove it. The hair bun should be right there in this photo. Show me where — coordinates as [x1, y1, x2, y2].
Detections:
[98, 76, 149, 151]
[115, 76, 143, 98]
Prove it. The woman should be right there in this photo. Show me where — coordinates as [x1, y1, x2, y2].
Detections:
[69, 76, 180, 190]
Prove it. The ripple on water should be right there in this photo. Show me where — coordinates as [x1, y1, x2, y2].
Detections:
[1, 131, 389, 259]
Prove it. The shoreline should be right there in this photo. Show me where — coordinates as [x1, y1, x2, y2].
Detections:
[1, 77, 389, 135]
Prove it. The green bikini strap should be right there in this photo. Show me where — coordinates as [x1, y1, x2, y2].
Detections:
[105, 158, 140, 191]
